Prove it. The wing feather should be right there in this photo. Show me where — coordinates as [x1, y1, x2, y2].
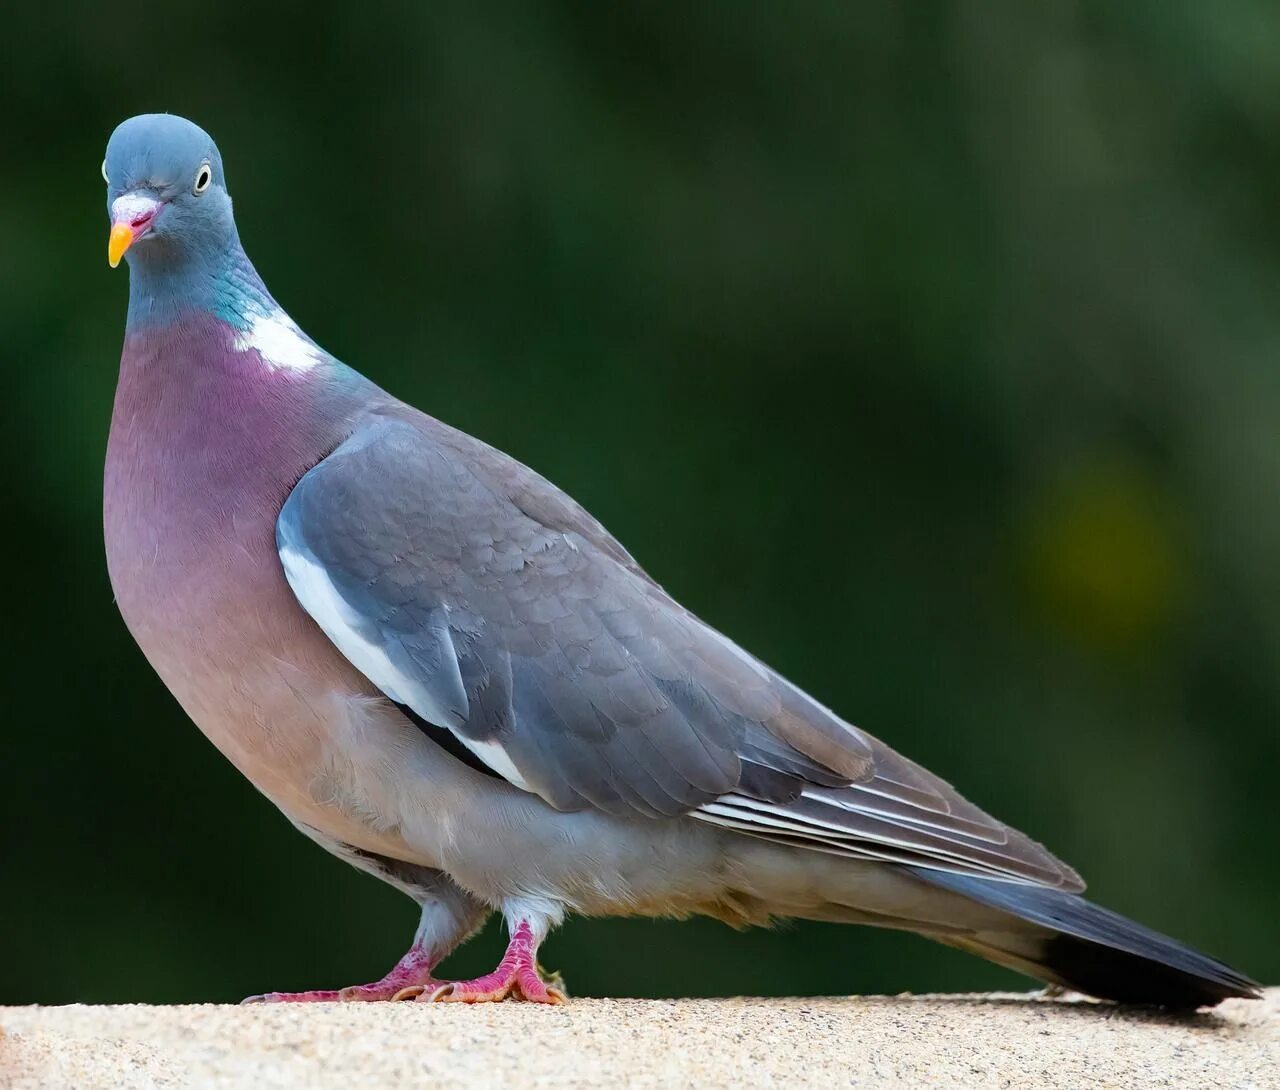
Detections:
[278, 410, 1082, 891]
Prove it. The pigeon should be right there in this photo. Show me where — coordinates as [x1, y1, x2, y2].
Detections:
[102, 113, 1258, 1008]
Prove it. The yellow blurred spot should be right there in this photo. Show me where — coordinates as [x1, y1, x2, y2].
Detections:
[1022, 459, 1184, 653]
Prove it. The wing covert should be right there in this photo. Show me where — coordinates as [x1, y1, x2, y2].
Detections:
[277, 410, 1082, 892]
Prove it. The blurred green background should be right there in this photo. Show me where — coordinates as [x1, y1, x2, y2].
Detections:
[2, 2, 1276, 1004]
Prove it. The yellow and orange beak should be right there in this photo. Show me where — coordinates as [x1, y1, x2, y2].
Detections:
[107, 194, 163, 268]
[107, 223, 136, 268]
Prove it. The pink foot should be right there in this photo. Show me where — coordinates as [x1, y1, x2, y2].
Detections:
[243, 945, 442, 1004]
[413, 920, 565, 1005]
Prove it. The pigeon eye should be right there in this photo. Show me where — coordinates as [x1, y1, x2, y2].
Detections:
[101, 159, 109, 184]
[193, 164, 213, 195]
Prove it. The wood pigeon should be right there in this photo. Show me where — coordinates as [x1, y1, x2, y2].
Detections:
[101, 113, 1258, 1007]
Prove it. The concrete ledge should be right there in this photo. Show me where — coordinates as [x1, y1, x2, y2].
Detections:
[2, 990, 1275, 1089]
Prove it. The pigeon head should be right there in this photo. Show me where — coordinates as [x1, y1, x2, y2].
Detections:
[104, 114, 235, 271]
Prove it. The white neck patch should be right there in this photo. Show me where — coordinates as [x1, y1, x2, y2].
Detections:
[233, 305, 325, 373]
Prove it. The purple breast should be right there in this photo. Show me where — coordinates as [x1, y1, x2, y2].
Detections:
[103, 310, 343, 679]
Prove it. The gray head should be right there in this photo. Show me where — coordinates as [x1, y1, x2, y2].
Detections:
[103, 114, 237, 270]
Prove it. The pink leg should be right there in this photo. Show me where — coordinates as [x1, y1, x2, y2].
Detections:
[243, 944, 442, 1004]
[415, 920, 565, 1005]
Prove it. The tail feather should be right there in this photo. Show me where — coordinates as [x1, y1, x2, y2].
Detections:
[909, 868, 1260, 1009]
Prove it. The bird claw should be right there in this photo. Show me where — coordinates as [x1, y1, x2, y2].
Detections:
[412, 920, 567, 1004]
[338, 977, 448, 1002]
[243, 989, 345, 1004]
[243, 924, 566, 1006]
[242, 946, 442, 1004]
[420, 969, 566, 1005]
[393, 972, 565, 1004]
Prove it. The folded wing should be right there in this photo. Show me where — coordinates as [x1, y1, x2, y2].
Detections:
[277, 411, 1082, 892]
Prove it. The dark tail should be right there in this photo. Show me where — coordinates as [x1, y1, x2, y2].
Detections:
[909, 868, 1261, 1009]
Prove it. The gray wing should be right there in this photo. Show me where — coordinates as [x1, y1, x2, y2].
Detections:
[277, 411, 1082, 891]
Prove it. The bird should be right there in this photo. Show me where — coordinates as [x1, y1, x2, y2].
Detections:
[101, 112, 1258, 1009]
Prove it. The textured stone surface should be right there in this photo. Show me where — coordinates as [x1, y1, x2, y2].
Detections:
[2, 989, 1276, 1089]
